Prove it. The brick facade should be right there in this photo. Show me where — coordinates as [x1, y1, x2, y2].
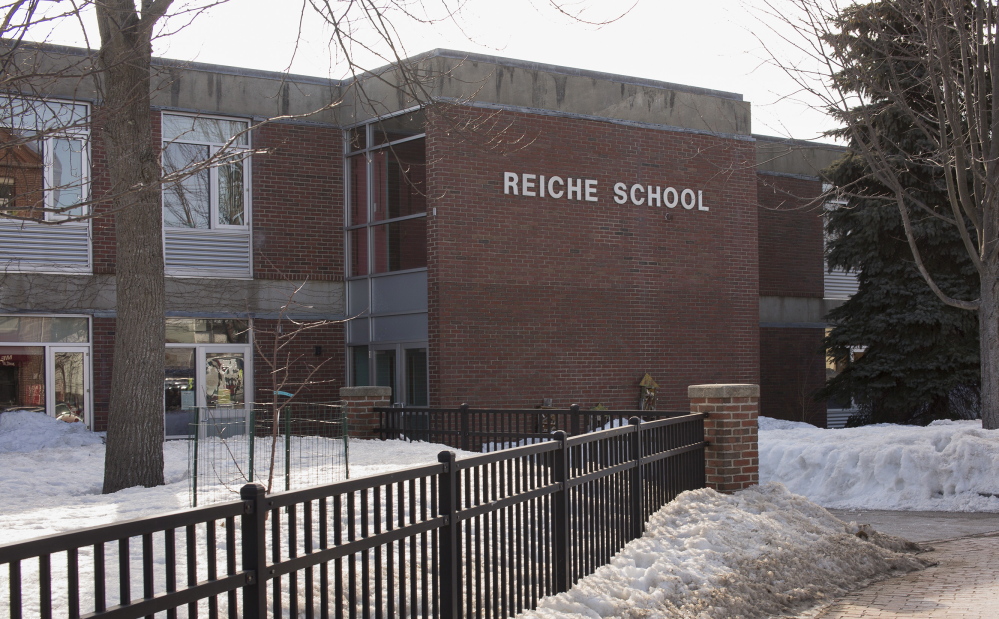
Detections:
[252, 122, 344, 280]
[251, 318, 346, 407]
[759, 326, 827, 427]
[91, 317, 116, 431]
[756, 173, 825, 299]
[426, 106, 760, 411]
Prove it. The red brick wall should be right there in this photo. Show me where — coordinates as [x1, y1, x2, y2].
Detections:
[89, 111, 116, 275]
[252, 122, 343, 280]
[251, 318, 345, 405]
[426, 107, 760, 410]
[91, 316, 115, 430]
[757, 173, 824, 298]
[759, 326, 827, 426]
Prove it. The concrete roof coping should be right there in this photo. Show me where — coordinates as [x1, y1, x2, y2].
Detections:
[3, 38, 342, 87]
[753, 133, 846, 151]
[688, 384, 761, 399]
[340, 386, 392, 398]
[383, 48, 746, 102]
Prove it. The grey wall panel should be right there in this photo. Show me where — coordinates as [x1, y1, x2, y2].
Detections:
[347, 317, 370, 345]
[347, 278, 369, 316]
[371, 271, 427, 314]
[372, 313, 427, 342]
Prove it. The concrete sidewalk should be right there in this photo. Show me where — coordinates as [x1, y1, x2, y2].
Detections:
[793, 511, 999, 618]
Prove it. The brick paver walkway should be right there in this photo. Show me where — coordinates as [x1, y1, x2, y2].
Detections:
[802, 532, 999, 618]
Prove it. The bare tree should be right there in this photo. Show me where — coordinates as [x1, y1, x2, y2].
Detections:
[250, 280, 343, 493]
[767, 0, 999, 429]
[3, 0, 627, 491]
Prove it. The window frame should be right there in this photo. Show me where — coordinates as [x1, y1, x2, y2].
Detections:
[0, 96, 91, 222]
[0, 314, 92, 426]
[160, 111, 252, 232]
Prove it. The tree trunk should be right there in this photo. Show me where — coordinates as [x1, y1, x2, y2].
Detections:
[980, 260, 999, 430]
[97, 7, 166, 492]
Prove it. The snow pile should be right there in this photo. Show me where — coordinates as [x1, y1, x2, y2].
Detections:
[760, 418, 999, 511]
[521, 483, 928, 619]
[0, 410, 103, 453]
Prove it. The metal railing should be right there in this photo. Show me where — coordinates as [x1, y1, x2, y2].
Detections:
[0, 414, 705, 619]
[378, 403, 689, 451]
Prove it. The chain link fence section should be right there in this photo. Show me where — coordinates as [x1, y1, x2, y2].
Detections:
[187, 403, 348, 506]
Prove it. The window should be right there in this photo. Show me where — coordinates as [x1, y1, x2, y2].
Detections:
[346, 111, 427, 276]
[0, 97, 89, 221]
[0, 315, 91, 425]
[162, 113, 250, 230]
[0, 178, 13, 210]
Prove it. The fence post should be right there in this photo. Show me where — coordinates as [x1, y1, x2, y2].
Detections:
[459, 403, 470, 452]
[340, 386, 392, 438]
[569, 404, 580, 436]
[552, 430, 571, 592]
[240, 483, 268, 619]
[284, 405, 292, 492]
[191, 407, 201, 508]
[688, 384, 759, 493]
[628, 417, 644, 539]
[248, 408, 255, 483]
[437, 451, 461, 619]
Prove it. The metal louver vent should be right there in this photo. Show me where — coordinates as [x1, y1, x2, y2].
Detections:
[164, 228, 252, 279]
[0, 221, 91, 272]
[825, 268, 859, 299]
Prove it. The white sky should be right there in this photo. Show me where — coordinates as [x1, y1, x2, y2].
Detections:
[36, 0, 836, 141]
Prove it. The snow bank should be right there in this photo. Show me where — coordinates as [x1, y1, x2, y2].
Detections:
[760, 418, 999, 512]
[521, 483, 928, 619]
[0, 410, 103, 453]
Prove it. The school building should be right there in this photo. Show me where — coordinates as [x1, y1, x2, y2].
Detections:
[0, 42, 854, 435]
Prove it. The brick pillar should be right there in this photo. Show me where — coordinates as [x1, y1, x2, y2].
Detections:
[340, 386, 392, 438]
[688, 384, 759, 493]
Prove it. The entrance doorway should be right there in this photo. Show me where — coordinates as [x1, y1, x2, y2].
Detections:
[164, 345, 250, 437]
[353, 343, 427, 406]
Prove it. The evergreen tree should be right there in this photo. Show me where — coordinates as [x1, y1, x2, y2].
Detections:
[823, 142, 980, 425]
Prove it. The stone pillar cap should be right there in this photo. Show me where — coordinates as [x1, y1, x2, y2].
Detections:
[688, 384, 759, 398]
[340, 386, 392, 397]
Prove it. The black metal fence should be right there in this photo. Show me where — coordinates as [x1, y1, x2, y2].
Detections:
[379, 404, 690, 452]
[0, 414, 705, 619]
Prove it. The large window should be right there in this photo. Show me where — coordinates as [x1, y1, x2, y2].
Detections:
[346, 111, 427, 276]
[345, 110, 429, 406]
[162, 113, 250, 230]
[0, 315, 91, 425]
[0, 96, 89, 221]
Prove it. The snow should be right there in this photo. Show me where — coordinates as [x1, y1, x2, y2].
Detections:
[3, 410, 998, 617]
[0, 410, 103, 452]
[519, 483, 927, 619]
[759, 417, 999, 512]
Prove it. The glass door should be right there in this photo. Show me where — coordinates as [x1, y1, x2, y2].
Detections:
[164, 345, 250, 437]
[369, 344, 427, 406]
[404, 346, 428, 406]
[49, 347, 89, 424]
[165, 347, 197, 437]
[373, 347, 397, 404]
